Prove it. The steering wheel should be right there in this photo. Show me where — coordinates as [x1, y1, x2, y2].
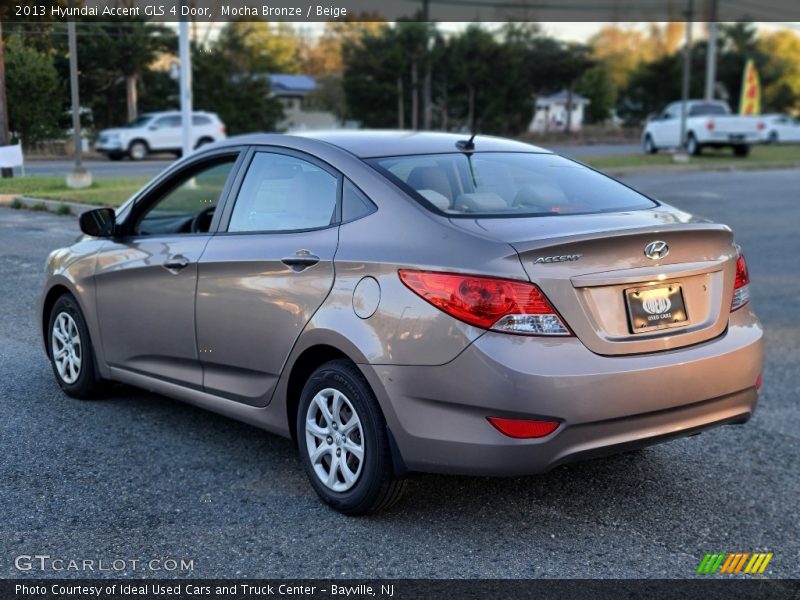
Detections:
[190, 205, 216, 233]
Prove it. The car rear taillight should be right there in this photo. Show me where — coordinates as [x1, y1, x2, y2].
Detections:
[731, 253, 750, 312]
[487, 417, 559, 438]
[398, 270, 571, 335]
[706, 119, 715, 131]
[757, 121, 765, 131]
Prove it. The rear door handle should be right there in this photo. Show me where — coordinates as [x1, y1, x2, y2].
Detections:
[281, 250, 320, 272]
[164, 255, 190, 271]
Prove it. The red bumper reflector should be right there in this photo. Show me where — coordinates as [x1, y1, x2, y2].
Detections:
[487, 417, 559, 439]
[755, 374, 762, 390]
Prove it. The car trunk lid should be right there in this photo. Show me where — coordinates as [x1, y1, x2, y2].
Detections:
[448, 208, 739, 356]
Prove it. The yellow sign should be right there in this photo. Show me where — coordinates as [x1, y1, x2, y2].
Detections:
[739, 59, 761, 115]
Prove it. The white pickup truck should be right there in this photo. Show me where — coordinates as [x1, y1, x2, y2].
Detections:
[642, 100, 764, 157]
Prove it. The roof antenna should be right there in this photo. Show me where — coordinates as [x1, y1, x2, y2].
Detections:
[456, 132, 477, 151]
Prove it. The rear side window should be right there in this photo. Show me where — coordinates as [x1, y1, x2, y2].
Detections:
[368, 152, 656, 217]
[193, 115, 212, 126]
[342, 179, 376, 223]
[689, 104, 728, 116]
[228, 152, 338, 232]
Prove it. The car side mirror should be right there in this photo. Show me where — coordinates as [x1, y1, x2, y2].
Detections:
[79, 207, 116, 237]
[148, 125, 158, 131]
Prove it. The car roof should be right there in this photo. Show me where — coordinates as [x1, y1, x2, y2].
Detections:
[142, 111, 217, 117]
[216, 130, 549, 158]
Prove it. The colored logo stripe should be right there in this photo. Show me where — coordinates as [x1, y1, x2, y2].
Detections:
[697, 552, 773, 575]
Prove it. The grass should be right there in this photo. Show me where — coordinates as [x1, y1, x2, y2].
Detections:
[581, 144, 800, 171]
[0, 175, 149, 206]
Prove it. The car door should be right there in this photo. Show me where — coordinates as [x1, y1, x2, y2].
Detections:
[195, 148, 341, 406]
[148, 115, 181, 150]
[93, 152, 241, 386]
[651, 103, 681, 147]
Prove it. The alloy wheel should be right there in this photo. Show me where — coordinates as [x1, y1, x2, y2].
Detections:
[304, 387, 365, 492]
[51, 312, 82, 384]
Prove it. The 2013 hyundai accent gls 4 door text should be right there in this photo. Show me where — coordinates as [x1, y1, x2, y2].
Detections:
[40, 132, 763, 514]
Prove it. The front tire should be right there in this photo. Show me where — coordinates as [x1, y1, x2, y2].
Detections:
[643, 134, 657, 154]
[47, 295, 102, 399]
[128, 140, 148, 161]
[297, 360, 406, 515]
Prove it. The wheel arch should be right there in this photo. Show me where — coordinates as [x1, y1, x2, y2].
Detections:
[40, 277, 107, 380]
[284, 343, 354, 444]
[127, 138, 150, 153]
[41, 283, 76, 357]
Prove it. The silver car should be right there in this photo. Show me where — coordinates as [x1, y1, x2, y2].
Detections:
[40, 132, 763, 514]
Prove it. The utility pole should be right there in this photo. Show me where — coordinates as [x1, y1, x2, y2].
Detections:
[679, 0, 694, 157]
[0, 20, 12, 178]
[705, 0, 718, 101]
[179, 10, 192, 158]
[66, 7, 91, 188]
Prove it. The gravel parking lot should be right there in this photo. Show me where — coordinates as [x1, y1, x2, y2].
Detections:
[1, 168, 797, 579]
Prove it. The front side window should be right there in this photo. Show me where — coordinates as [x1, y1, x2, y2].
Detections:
[153, 115, 181, 128]
[228, 152, 338, 233]
[134, 158, 236, 235]
[369, 152, 656, 217]
[127, 115, 154, 128]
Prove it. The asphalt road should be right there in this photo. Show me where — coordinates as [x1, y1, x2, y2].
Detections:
[15, 144, 639, 179]
[1, 169, 797, 579]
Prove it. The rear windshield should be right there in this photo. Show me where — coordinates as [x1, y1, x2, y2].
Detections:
[689, 103, 729, 116]
[368, 152, 657, 217]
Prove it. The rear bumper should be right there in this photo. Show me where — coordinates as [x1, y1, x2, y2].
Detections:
[363, 308, 763, 476]
[702, 132, 760, 145]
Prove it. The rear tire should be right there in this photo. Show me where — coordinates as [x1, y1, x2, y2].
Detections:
[47, 295, 103, 399]
[733, 144, 750, 157]
[194, 137, 214, 150]
[686, 133, 702, 156]
[296, 359, 407, 515]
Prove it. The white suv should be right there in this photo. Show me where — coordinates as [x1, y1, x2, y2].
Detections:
[95, 111, 226, 161]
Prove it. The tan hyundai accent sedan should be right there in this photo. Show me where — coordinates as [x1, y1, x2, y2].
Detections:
[40, 132, 763, 514]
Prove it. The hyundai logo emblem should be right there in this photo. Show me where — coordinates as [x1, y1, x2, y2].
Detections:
[644, 240, 669, 260]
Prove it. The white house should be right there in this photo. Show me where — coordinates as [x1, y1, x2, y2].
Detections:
[267, 74, 339, 132]
[528, 90, 590, 133]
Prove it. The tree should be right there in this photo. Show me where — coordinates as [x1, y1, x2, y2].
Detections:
[575, 65, 614, 124]
[301, 19, 386, 77]
[588, 25, 651, 91]
[758, 30, 800, 113]
[446, 25, 499, 132]
[342, 25, 404, 127]
[52, 19, 176, 130]
[223, 22, 303, 74]
[5, 36, 60, 146]
[715, 23, 785, 113]
[618, 52, 703, 123]
[192, 28, 283, 135]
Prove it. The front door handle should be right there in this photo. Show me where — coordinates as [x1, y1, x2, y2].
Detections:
[164, 255, 190, 271]
[281, 250, 320, 272]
